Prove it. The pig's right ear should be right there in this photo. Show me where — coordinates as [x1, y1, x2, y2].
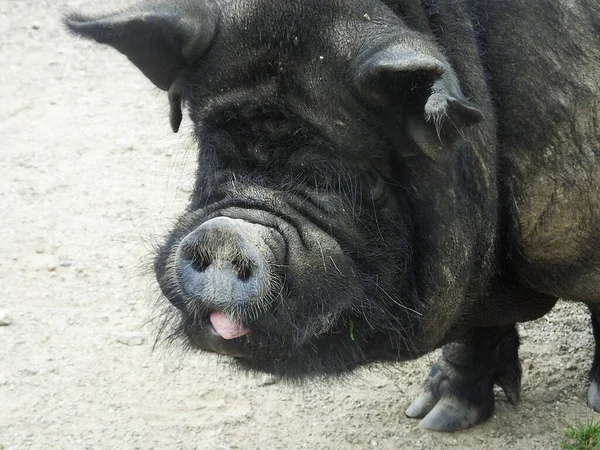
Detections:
[64, 4, 216, 132]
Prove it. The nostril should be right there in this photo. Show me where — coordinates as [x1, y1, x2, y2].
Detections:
[191, 257, 211, 273]
[236, 265, 253, 282]
[181, 246, 212, 273]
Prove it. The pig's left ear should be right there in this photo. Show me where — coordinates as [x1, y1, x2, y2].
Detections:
[354, 45, 483, 160]
[65, 3, 216, 132]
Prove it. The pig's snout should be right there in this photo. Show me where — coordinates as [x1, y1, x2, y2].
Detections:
[176, 217, 284, 313]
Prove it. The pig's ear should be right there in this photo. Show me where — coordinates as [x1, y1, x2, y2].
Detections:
[65, 4, 216, 132]
[355, 46, 483, 160]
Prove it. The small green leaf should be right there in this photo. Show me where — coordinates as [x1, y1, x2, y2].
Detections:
[349, 319, 355, 341]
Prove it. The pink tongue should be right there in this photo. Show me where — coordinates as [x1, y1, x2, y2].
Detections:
[209, 312, 250, 340]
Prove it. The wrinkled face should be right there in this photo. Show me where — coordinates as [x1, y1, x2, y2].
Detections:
[156, 141, 418, 377]
[67, 0, 484, 378]
[156, 22, 419, 378]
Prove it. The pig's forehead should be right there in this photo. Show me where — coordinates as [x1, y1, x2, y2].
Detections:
[214, 0, 402, 58]
[194, 0, 405, 93]
[187, 0, 405, 120]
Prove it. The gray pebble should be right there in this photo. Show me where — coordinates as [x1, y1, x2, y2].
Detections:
[113, 331, 145, 346]
[258, 374, 278, 386]
[0, 310, 12, 326]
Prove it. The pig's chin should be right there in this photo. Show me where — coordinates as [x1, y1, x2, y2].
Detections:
[182, 312, 372, 379]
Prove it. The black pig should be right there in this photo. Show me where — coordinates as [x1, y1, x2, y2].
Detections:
[66, 0, 600, 431]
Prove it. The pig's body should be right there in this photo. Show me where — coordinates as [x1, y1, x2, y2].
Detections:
[67, 0, 600, 431]
[481, 1, 600, 304]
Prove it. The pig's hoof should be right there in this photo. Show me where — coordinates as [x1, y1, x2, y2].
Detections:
[407, 392, 487, 432]
[406, 336, 521, 431]
[588, 381, 600, 412]
[406, 361, 495, 431]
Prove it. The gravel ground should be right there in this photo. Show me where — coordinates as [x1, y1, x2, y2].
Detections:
[1, 2, 599, 449]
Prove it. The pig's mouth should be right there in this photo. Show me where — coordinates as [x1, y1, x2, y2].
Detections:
[184, 312, 253, 358]
[209, 311, 251, 340]
[181, 307, 372, 376]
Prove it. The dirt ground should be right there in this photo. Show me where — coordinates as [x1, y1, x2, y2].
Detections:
[1, 1, 599, 449]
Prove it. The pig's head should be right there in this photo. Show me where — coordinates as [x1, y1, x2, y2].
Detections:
[66, 0, 490, 378]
